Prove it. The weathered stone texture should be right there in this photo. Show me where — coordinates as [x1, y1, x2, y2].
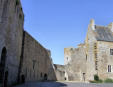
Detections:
[21, 31, 56, 82]
[64, 19, 113, 82]
[0, 0, 56, 86]
[54, 64, 65, 81]
[0, 0, 24, 85]
[97, 41, 113, 80]
[64, 45, 87, 82]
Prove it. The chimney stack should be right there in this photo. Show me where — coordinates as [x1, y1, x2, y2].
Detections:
[90, 19, 95, 30]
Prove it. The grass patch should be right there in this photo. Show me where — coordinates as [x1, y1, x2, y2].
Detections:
[90, 74, 103, 83]
[104, 78, 113, 83]
[90, 79, 103, 83]
[90, 78, 113, 83]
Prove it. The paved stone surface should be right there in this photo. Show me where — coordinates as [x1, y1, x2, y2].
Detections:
[14, 82, 113, 87]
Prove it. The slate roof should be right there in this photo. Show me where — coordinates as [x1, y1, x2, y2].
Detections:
[94, 25, 113, 42]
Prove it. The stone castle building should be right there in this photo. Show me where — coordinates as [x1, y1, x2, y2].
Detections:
[0, 0, 56, 86]
[1, 0, 113, 86]
[63, 19, 113, 82]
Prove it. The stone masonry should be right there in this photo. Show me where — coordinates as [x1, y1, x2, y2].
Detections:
[0, 0, 24, 86]
[0, 0, 56, 86]
[54, 64, 65, 81]
[62, 19, 113, 82]
[20, 31, 56, 82]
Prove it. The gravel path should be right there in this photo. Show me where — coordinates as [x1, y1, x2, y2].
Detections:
[14, 82, 113, 87]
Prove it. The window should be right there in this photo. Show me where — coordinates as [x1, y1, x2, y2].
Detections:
[94, 43, 97, 49]
[110, 49, 113, 55]
[67, 57, 68, 60]
[16, 0, 19, 6]
[86, 54, 87, 61]
[32, 60, 36, 70]
[19, 14, 22, 19]
[108, 65, 111, 72]
[40, 73, 42, 77]
[95, 61, 98, 70]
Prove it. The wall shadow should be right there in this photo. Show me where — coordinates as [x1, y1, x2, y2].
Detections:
[12, 81, 67, 87]
[50, 81, 67, 87]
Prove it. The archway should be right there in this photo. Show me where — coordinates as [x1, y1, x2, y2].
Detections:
[44, 74, 48, 81]
[0, 47, 7, 84]
[3, 71, 8, 87]
[21, 74, 25, 83]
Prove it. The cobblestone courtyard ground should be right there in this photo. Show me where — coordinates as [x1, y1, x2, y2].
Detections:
[14, 82, 113, 87]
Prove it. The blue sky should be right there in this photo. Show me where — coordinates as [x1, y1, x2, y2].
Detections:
[21, 0, 113, 65]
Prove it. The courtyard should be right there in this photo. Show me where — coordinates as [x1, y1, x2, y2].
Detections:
[14, 82, 113, 87]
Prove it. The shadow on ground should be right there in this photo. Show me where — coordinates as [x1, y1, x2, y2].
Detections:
[13, 81, 67, 87]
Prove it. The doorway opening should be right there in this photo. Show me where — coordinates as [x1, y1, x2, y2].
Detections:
[64, 77, 67, 80]
[21, 74, 25, 83]
[3, 71, 8, 87]
[83, 73, 85, 81]
[0, 47, 7, 84]
[44, 74, 48, 80]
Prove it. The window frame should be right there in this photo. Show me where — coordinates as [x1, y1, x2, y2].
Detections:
[108, 65, 111, 72]
[110, 49, 113, 55]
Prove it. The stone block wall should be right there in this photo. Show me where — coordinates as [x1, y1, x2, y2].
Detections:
[21, 31, 56, 82]
[64, 45, 87, 82]
[0, 0, 24, 85]
[97, 41, 113, 80]
[54, 64, 65, 81]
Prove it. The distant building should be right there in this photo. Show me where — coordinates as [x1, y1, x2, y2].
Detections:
[64, 19, 113, 82]
[0, 0, 56, 86]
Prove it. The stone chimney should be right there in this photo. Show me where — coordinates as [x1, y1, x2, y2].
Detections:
[90, 19, 95, 30]
[108, 22, 113, 32]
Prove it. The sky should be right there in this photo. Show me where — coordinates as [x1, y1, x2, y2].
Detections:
[21, 0, 113, 65]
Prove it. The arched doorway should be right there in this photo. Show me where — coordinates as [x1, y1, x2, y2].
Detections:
[0, 47, 7, 84]
[21, 74, 25, 83]
[44, 74, 48, 81]
[3, 71, 8, 87]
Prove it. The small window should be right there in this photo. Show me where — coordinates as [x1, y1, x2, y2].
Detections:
[94, 43, 97, 49]
[67, 57, 68, 60]
[110, 49, 113, 55]
[19, 14, 22, 19]
[40, 73, 42, 77]
[108, 65, 111, 72]
[16, 0, 19, 6]
[95, 61, 98, 70]
[32, 60, 36, 70]
[86, 54, 87, 61]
